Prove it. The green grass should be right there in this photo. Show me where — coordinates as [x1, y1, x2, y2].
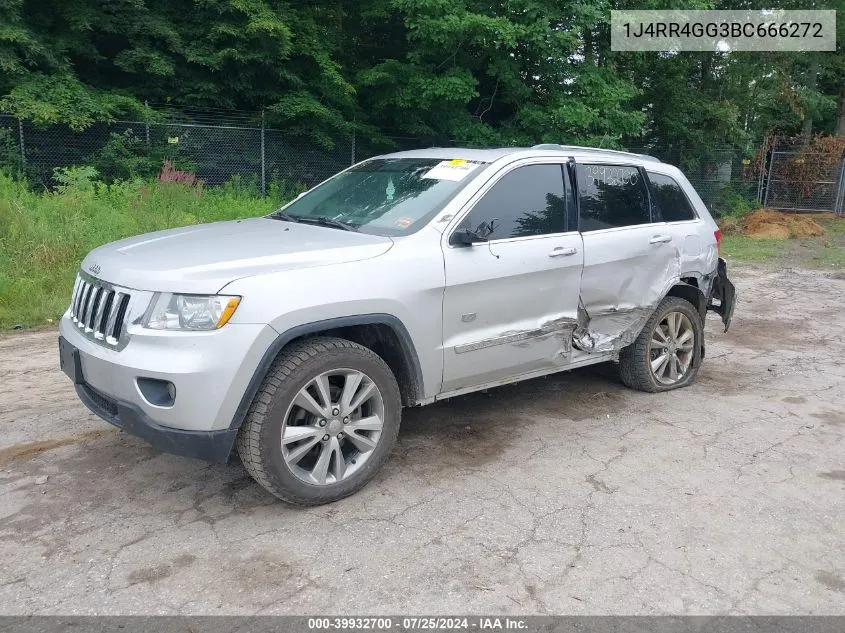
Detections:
[0, 171, 296, 329]
[721, 236, 785, 263]
[821, 216, 845, 237]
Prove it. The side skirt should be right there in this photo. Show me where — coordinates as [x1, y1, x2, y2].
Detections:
[420, 351, 619, 404]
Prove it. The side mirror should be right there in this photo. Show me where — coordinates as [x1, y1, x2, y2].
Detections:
[450, 228, 488, 247]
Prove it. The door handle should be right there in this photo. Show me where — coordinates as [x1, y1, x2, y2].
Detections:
[549, 246, 578, 257]
[649, 235, 672, 244]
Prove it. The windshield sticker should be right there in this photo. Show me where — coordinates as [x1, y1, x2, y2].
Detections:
[394, 217, 414, 228]
[385, 178, 395, 201]
[422, 159, 479, 181]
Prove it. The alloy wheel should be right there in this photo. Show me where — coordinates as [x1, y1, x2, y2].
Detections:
[648, 311, 695, 386]
[281, 369, 385, 485]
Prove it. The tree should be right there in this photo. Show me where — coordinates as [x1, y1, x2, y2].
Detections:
[0, 0, 842, 151]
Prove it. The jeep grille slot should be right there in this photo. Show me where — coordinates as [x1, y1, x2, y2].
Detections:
[68, 273, 133, 347]
[111, 294, 130, 340]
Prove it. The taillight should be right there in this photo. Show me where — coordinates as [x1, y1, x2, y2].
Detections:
[714, 229, 722, 252]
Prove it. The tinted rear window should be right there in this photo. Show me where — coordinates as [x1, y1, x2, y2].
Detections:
[647, 172, 697, 222]
[577, 164, 651, 231]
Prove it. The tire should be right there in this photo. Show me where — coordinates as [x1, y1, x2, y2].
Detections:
[618, 296, 704, 393]
[236, 336, 402, 506]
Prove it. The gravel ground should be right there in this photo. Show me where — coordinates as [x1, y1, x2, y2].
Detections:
[1, 264, 844, 615]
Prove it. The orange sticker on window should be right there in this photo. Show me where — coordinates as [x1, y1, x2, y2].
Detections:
[395, 217, 414, 228]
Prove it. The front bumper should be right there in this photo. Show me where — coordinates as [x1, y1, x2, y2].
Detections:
[74, 376, 238, 462]
[59, 314, 278, 461]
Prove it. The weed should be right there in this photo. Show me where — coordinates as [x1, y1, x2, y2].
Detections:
[0, 171, 296, 329]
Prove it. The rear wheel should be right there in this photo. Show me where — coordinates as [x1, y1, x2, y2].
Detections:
[236, 337, 402, 506]
[619, 296, 703, 393]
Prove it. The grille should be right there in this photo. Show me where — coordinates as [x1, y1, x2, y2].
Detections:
[69, 274, 132, 347]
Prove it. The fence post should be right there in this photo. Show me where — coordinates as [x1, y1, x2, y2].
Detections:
[260, 108, 266, 196]
[756, 136, 767, 204]
[834, 154, 845, 216]
[762, 149, 774, 208]
[144, 100, 150, 145]
[351, 127, 356, 166]
[17, 118, 25, 168]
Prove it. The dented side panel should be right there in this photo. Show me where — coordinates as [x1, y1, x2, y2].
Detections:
[577, 225, 683, 352]
[433, 153, 727, 398]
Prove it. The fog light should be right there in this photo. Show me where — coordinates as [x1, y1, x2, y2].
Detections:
[137, 378, 176, 407]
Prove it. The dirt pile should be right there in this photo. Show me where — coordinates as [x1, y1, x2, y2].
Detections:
[721, 209, 827, 240]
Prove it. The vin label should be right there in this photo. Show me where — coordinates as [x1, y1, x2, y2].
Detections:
[611, 10, 836, 52]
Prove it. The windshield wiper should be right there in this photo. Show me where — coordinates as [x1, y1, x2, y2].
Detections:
[295, 216, 358, 232]
[269, 210, 301, 223]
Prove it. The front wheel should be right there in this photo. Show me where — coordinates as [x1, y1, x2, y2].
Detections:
[618, 296, 703, 393]
[236, 337, 402, 506]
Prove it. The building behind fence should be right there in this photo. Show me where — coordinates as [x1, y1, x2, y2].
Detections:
[1, 110, 843, 216]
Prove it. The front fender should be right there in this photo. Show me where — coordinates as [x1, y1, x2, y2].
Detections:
[225, 314, 425, 434]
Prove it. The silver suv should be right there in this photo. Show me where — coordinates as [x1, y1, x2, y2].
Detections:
[59, 145, 735, 505]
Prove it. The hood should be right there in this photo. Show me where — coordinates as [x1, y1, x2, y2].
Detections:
[80, 218, 394, 293]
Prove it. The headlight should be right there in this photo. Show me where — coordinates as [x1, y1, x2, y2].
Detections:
[143, 294, 241, 331]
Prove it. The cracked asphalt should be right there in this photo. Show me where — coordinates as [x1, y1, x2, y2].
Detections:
[1, 264, 844, 615]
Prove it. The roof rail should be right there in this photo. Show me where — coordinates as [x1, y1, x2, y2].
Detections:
[531, 143, 661, 163]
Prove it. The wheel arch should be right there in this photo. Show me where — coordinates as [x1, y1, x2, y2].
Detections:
[665, 278, 707, 322]
[228, 314, 424, 432]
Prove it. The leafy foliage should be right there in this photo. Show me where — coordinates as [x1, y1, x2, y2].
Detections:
[0, 0, 842, 161]
[0, 126, 21, 174]
[52, 165, 100, 192]
[87, 130, 161, 182]
[0, 75, 146, 130]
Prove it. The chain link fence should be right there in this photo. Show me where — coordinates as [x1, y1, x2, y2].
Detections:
[2, 111, 843, 216]
[759, 138, 845, 215]
[0, 112, 366, 193]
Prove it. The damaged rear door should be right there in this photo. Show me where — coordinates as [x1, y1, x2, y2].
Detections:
[440, 161, 583, 392]
[574, 162, 682, 352]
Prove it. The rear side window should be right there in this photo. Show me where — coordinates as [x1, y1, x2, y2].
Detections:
[647, 172, 697, 222]
[458, 164, 568, 240]
[577, 164, 650, 231]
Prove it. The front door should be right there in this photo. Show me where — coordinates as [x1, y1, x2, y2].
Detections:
[440, 162, 584, 393]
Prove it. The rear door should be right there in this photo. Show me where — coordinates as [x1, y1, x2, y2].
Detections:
[645, 170, 709, 280]
[576, 162, 681, 349]
[440, 162, 583, 392]
[646, 170, 735, 331]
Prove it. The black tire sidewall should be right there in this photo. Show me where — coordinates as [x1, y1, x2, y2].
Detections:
[257, 347, 402, 504]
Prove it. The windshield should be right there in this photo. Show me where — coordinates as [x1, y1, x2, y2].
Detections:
[269, 158, 486, 236]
